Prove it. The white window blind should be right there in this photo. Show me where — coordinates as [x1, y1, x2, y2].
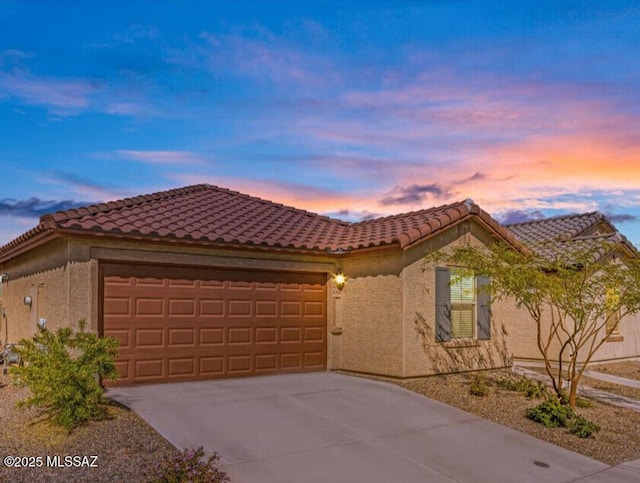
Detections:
[450, 268, 475, 302]
[450, 268, 475, 338]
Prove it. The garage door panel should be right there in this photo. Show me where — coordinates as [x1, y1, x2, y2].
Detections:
[168, 358, 195, 377]
[135, 329, 164, 347]
[200, 356, 224, 375]
[136, 298, 164, 316]
[169, 298, 196, 316]
[281, 327, 301, 342]
[304, 352, 324, 368]
[200, 299, 225, 317]
[228, 355, 252, 373]
[228, 300, 252, 317]
[102, 263, 326, 385]
[228, 327, 252, 345]
[105, 329, 130, 348]
[199, 328, 224, 345]
[135, 359, 164, 379]
[256, 327, 277, 343]
[169, 328, 195, 346]
[255, 354, 277, 371]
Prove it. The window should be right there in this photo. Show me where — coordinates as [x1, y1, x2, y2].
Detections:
[606, 309, 621, 335]
[435, 267, 491, 342]
[450, 268, 476, 338]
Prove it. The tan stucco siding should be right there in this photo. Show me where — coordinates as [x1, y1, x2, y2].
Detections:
[401, 223, 514, 377]
[504, 249, 640, 365]
[335, 251, 404, 377]
[0, 239, 92, 343]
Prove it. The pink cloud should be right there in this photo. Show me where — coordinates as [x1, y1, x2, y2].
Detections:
[0, 68, 97, 115]
[114, 150, 208, 166]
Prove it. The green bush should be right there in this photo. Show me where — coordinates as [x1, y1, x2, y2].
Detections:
[153, 446, 230, 483]
[496, 376, 547, 399]
[568, 415, 600, 438]
[527, 396, 600, 438]
[526, 397, 574, 428]
[11, 320, 118, 431]
[469, 374, 490, 397]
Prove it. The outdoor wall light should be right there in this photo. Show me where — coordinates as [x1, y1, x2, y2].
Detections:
[334, 269, 346, 290]
[0, 273, 8, 282]
[23, 295, 32, 307]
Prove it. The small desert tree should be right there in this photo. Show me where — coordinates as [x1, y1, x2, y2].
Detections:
[426, 240, 640, 407]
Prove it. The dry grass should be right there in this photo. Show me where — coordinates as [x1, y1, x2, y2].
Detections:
[0, 374, 174, 482]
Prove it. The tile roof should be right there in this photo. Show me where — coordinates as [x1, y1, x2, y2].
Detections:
[505, 212, 610, 244]
[0, 184, 521, 259]
[506, 212, 637, 260]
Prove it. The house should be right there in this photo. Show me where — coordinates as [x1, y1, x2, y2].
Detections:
[0, 184, 527, 384]
[505, 213, 640, 365]
[0, 184, 636, 385]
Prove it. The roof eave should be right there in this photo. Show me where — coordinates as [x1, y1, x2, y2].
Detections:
[0, 229, 60, 265]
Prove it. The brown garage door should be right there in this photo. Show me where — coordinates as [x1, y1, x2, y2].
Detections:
[101, 263, 327, 385]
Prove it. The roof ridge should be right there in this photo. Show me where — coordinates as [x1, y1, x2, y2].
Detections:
[505, 211, 601, 227]
[349, 200, 469, 226]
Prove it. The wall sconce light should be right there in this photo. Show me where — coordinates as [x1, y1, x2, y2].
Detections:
[334, 269, 346, 291]
[0, 273, 8, 283]
[23, 295, 32, 307]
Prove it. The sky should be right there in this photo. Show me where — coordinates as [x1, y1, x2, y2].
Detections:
[1, 0, 639, 246]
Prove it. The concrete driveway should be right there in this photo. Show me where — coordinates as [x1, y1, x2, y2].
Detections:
[108, 372, 610, 483]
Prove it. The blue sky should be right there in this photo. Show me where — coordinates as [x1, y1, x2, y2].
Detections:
[1, 1, 639, 246]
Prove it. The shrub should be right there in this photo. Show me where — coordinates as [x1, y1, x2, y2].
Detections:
[469, 374, 490, 397]
[568, 415, 600, 438]
[496, 376, 547, 399]
[154, 446, 230, 483]
[527, 396, 600, 438]
[11, 320, 118, 431]
[526, 397, 574, 428]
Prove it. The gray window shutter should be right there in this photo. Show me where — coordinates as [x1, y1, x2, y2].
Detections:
[476, 276, 491, 340]
[435, 267, 451, 342]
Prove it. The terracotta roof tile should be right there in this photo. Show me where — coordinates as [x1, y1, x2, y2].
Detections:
[0, 185, 521, 259]
[506, 212, 637, 259]
[505, 212, 606, 244]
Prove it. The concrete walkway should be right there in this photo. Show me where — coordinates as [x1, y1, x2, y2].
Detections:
[109, 373, 612, 483]
[513, 366, 640, 412]
[583, 370, 640, 389]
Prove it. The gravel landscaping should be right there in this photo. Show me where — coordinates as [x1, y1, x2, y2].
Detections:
[0, 373, 174, 483]
[2, 363, 640, 481]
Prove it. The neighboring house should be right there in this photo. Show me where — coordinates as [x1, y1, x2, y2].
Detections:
[0, 184, 636, 385]
[0, 184, 525, 385]
[505, 213, 640, 365]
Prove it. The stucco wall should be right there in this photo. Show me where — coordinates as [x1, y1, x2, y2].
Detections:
[335, 250, 405, 376]
[506, 248, 640, 366]
[0, 238, 92, 343]
[401, 221, 514, 377]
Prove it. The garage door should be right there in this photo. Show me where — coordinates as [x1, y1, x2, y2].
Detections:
[101, 263, 327, 385]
